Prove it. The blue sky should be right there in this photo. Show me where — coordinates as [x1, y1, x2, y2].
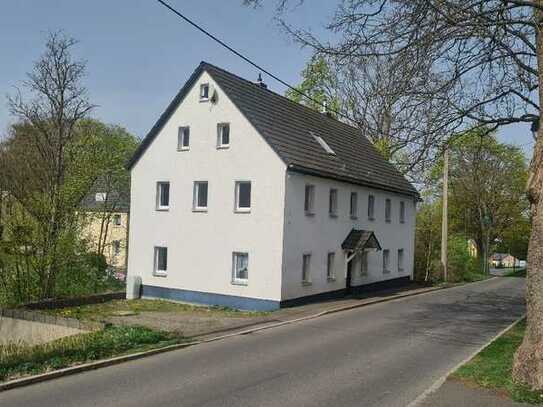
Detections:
[0, 0, 534, 158]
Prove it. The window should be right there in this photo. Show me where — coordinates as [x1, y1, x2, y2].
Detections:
[350, 192, 358, 219]
[304, 184, 315, 215]
[193, 181, 208, 211]
[177, 126, 190, 151]
[95, 192, 107, 202]
[360, 251, 368, 276]
[385, 199, 391, 223]
[400, 201, 406, 224]
[329, 188, 338, 217]
[154, 246, 168, 276]
[398, 249, 404, 272]
[327, 252, 336, 280]
[232, 252, 249, 285]
[112, 240, 121, 256]
[383, 249, 390, 273]
[302, 254, 312, 284]
[235, 181, 251, 212]
[200, 83, 209, 101]
[113, 214, 121, 226]
[217, 123, 230, 148]
[156, 182, 170, 210]
[311, 132, 336, 155]
[368, 194, 375, 220]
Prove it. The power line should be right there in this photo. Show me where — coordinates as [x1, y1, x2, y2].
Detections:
[155, 0, 353, 122]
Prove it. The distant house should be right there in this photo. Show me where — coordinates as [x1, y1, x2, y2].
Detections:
[491, 253, 518, 268]
[467, 239, 478, 258]
[125, 62, 419, 311]
[80, 185, 130, 273]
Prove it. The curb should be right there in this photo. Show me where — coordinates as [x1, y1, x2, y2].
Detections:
[405, 313, 527, 407]
[0, 278, 495, 392]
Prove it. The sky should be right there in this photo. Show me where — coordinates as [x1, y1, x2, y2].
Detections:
[0, 0, 535, 159]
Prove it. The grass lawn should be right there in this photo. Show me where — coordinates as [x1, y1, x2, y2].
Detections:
[452, 320, 543, 404]
[41, 299, 270, 321]
[0, 325, 185, 382]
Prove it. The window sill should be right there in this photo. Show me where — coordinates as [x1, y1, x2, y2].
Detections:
[192, 208, 208, 213]
[156, 208, 169, 212]
[385, 220, 391, 224]
[216, 145, 230, 150]
[398, 269, 405, 273]
[231, 280, 248, 286]
[329, 213, 338, 218]
[234, 208, 251, 214]
[350, 215, 358, 220]
[199, 98, 209, 103]
[177, 147, 190, 152]
[327, 277, 336, 282]
[400, 221, 405, 224]
[383, 269, 391, 274]
[153, 272, 167, 278]
[305, 211, 315, 217]
[368, 217, 375, 221]
[302, 281, 312, 286]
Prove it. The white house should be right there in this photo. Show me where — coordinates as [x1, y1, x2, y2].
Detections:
[126, 62, 419, 311]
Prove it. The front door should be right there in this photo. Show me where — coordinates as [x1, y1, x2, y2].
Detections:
[346, 260, 353, 295]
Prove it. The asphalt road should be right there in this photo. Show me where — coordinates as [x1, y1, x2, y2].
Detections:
[0, 277, 525, 407]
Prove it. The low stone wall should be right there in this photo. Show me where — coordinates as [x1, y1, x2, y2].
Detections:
[22, 291, 126, 310]
[0, 309, 104, 331]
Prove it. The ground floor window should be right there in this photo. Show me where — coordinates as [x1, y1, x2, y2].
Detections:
[154, 246, 168, 276]
[382, 249, 390, 274]
[232, 252, 249, 285]
[302, 253, 312, 284]
[327, 252, 335, 280]
[360, 251, 368, 276]
[398, 249, 404, 272]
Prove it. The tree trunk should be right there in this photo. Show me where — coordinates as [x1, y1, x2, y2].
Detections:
[513, 5, 543, 388]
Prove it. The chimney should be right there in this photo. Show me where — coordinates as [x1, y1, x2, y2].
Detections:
[321, 100, 328, 114]
[256, 73, 267, 89]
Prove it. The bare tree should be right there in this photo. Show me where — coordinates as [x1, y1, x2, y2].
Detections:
[246, 0, 543, 388]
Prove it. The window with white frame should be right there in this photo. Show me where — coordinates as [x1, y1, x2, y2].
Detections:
[112, 240, 121, 256]
[385, 198, 392, 223]
[398, 249, 404, 272]
[302, 253, 312, 283]
[383, 249, 390, 273]
[113, 214, 121, 226]
[368, 194, 375, 220]
[235, 181, 251, 212]
[232, 252, 248, 284]
[217, 123, 230, 148]
[350, 192, 358, 218]
[327, 252, 335, 280]
[156, 182, 170, 210]
[400, 201, 406, 224]
[329, 188, 338, 217]
[200, 83, 209, 101]
[154, 246, 168, 276]
[193, 181, 208, 211]
[95, 192, 107, 202]
[360, 251, 368, 276]
[177, 126, 190, 151]
[304, 184, 315, 215]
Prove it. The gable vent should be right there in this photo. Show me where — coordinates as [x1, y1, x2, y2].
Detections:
[311, 132, 336, 155]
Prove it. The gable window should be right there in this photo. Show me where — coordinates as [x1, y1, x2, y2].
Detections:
[327, 252, 336, 280]
[156, 182, 170, 211]
[304, 184, 315, 215]
[112, 240, 121, 256]
[398, 249, 405, 272]
[385, 199, 392, 223]
[302, 253, 312, 284]
[95, 192, 107, 202]
[235, 181, 251, 212]
[177, 126, 190, 151]
[153, 246, 168, 276]
[232, 252, 249, 285]
[193, 181, 208, 211]
[217, 123, 230, 148]
[368, 194, 375, 220]
[383, 249, 390, 274]
[199, 83, 209, 101]
[400, 201, 406, 224]
[113, 214, 122, 226]
[350, 192, 358, 219]
[329, 188, 338, 217]
[360, 251, 368, 276]
[311, 132, 336, 155]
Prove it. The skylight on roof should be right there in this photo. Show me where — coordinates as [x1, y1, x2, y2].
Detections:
[311, 132, 336, 155]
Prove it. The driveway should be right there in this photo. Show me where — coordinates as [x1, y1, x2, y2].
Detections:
[0, 277, 525, 407]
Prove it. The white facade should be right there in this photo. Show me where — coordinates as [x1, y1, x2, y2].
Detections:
[127, 68, 417, 311]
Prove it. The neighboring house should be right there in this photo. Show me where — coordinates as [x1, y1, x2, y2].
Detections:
[80, 187, 130, 273]
[491, 253, 519, 268]
[126, 62, 419, 311]
[467, 239, 478, 258]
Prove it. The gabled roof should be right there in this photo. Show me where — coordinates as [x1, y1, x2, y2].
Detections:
[128, 62, 419, 198]
[342, 229, 382, 252]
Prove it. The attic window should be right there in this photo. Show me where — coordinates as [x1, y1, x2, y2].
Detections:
[311, 132, 336, 155]
[95, 192, 107, 202]
[200, 83, 210, 101]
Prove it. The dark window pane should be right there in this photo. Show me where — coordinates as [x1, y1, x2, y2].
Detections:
[160, 183, 170, 207]
[198, 182, 208, 207]
[238, 182, 251, 208]
[183, 128, 190, 147]
[222, 124, 230, 145]
[157, 247, 167, 271]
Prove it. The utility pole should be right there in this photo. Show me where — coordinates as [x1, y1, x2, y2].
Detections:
[441, 147, 449, 282]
